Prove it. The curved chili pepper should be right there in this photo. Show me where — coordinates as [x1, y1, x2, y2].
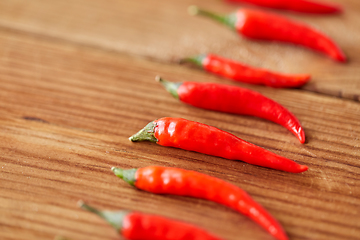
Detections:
[225, 0, 342, 14]
[156, 76, 305, 143]
[188, 6, 346, 62]
[79, 201, 221, 240]
[181, 54, 311, 88]
[112, 166, 289, 240]
[129, 117, 308, 173]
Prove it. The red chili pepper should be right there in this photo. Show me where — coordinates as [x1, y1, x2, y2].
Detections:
[156, 76, 305, 143]
[181, 54, 311, 88]
[188, 6, 346, 62]
[129, 117, 308, 173]
[224, 0, 342, 14]
[79, 201, 221, 240]
[112, 166, 289, 240]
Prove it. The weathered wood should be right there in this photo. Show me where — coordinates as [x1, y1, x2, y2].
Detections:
[0, 28, 359, 240]
[0, 0, 359, 101]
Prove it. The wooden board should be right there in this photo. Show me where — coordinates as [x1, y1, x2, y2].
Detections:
[0, 0, 360, 101]
[0, 1, 360, 240]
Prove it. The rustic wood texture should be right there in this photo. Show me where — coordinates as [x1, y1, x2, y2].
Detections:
[0, 0, 360, 101]
[0, 1, 359, 240]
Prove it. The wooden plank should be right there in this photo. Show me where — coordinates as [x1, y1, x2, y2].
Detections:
[0, 29, 359, 240]
[0, 0, 359, 101]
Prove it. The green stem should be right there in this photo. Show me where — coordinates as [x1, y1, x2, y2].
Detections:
[179, 54, 207, 68]
[111, 167, 137, 186]
[188, 5, 237, 30]
[156, 76, 182, 99]
[79, 201, 104, 217]
[129, 121, 158, 143]
[78, 201, 128, 232]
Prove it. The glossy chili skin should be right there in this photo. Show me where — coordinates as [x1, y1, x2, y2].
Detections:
[200, 54, 311, 88]
[158, 78, 305, 143]
[225, 0, 342, 14]
[237, 9, 345, 62]
[131, 117, 307, 173]
[114, 166, 288, 240]
[178, 82, 305, 143]
[190, 7, 346, 62]
[80, 202, 221, 240]
[122, 212, 221, 240]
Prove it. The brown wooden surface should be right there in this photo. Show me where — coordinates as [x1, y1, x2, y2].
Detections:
[0, 1, 359, 240]
[0, 0, 360, 101]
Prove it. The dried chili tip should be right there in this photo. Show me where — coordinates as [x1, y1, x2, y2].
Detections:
[112, 166, 290, 240]
[79, 198, 222, 240]
[224, 0, 343, 14]
[188, 6, 346, 62]
[180, 54, 311, 88]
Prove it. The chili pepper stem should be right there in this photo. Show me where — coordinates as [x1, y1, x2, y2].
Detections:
[129, 121, 157, 143]
[111, 167, 137, 186]
[78, 200, 102, 215]
[78, 200, 128, 232]
[188, 5, 237, 30]
[156, 76, 182, 99]
[179, 54, 207, 67]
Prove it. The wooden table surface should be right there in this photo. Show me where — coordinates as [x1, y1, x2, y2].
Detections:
[0, 0, 359, 240]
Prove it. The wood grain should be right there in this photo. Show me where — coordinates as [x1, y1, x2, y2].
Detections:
[0, 0, 360, 101]
[0, 26, 360, 240]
